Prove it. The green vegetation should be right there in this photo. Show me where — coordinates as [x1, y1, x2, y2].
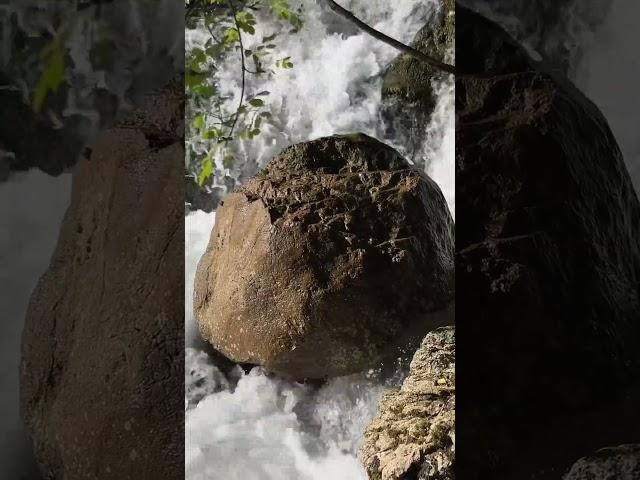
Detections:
[185, 0, 304, 186]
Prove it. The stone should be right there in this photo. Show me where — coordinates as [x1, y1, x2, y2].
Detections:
[194, 133, 454, 379]
[456, 5, 640, 478]
[359, 327, 455, 480]
[20, 83, 184, 479]
[382, 0, 454, 106]
[564, 445, 640, 480]
[381, 0, 454, 167]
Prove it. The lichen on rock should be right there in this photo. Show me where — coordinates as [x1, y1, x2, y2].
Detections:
[359, 327, 455, 480]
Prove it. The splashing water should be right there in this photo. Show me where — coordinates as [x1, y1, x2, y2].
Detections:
[185, 1, 454, 478]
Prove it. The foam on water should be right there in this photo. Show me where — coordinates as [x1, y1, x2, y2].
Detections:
[185, 1, 454, 478]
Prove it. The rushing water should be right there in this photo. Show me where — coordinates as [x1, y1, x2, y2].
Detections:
[184, 1, 454, 478]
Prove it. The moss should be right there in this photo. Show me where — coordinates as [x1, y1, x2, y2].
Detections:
[368, 469, 383, 480]
[381, 0, 455, 105]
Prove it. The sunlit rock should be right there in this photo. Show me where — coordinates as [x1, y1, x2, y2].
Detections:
[194, 133, 454, 379]
[359, 327, 455, 480]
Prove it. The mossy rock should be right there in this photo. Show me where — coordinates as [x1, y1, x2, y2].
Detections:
[382, 0, 454, 108]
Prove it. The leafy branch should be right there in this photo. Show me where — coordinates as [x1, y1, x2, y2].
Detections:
[185, 0, 303, 186]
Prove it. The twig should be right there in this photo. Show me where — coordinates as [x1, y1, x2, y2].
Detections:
[325, 0, 455, 75]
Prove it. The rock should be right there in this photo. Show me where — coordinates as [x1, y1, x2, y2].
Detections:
[382, 0, 454, 106]
[564, 445, 640, 480]
[194, 133, 454, 379]
[381, 0, 454, 167]
[359, 327, 455, 480]
[20, 83, 184, 479]
[456, 5, 640, 478]
[458, 0, 613, 73]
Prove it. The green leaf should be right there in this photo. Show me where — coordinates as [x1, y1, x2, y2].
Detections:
[223, 27, 239, 46]
[192, 115, 205, 129]
[275, 56, 294, 69]
[185, 70, 205, 89]
[33, 39, 65, 112]
[202, 129, 221, 140]
[192, 84, 217, 97]
[249, 98, 264, 107]
[198, 155, 213, 187]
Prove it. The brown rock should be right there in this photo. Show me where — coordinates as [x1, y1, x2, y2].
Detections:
[20, 84, 184, 479]
[194, 133, 454, 379]
[359, 327, 455, 480]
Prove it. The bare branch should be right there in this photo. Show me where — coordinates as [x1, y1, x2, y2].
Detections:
[324, 0, 455, 75]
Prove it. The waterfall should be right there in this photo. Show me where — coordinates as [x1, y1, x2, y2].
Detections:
[184, 1, 454, 478]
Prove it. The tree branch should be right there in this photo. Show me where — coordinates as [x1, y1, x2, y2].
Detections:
[324, 0, 456, 75]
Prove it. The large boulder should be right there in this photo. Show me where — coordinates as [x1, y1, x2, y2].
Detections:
[20, 84, 184, 479]
[564, 445, 640, 480]
[194, 134, 454, 379]
[359, 327, 455, 480]
[456, 5, 640, 478]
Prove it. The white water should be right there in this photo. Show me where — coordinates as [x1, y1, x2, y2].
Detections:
[185, 1, 454, 478]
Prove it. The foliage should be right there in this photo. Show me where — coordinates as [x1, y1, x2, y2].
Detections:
[33, 37, 66, 113]
[185, 0, 303, 187]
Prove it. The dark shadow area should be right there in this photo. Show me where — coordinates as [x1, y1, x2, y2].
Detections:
[0, 1, 184, 478]
[456, 2, 640, 478]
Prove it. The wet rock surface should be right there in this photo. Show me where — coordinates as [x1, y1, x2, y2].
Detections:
[20, 84, 184, 479]
[194, 133, 454, 379]
[456, 5, 640, 478]
[381, 0, 454, 166]
[359, 327, 455, 480]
